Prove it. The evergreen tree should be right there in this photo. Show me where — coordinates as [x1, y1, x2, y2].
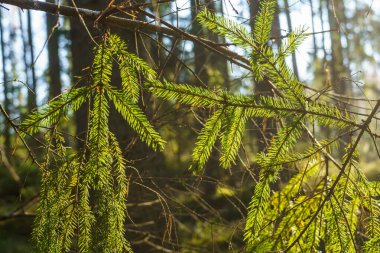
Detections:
[0, 0, 380, 252]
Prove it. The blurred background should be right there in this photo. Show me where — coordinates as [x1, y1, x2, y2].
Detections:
[0, 0, 380, 252]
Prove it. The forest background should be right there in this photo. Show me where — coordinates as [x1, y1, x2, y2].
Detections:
[0, 0, 380, 252]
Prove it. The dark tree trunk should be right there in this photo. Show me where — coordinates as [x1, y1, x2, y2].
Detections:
[19, 10, 30, 107]
[191, 0, 209, 86]
[46, 2, 62, 100]
[284, 0, 299, 79]
[70, 1, 168, 251]
[26, 10, 37, 111]
[249, 0, 260, 30]
[205, 0, 229, 90]
[319, 0, 328, 61]
[70, 0, 105, 148]
[0, 9, 11, 154]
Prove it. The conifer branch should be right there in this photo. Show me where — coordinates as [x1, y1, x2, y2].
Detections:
[284, 99, 380, 252]
[0, 0, 251, 69]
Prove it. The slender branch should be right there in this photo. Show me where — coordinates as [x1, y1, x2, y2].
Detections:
[0, 104, 41, 168]
[0, 144, 21, 184]
[284, 99, 380, 252]
[0, 213, 35, 222]
[0, 0, 251, 69]
[0, 194, 39, 222]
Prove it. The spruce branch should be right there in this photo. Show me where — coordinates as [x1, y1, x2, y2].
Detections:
[284, 99, 380, 252]
[0, 0, 251, 70]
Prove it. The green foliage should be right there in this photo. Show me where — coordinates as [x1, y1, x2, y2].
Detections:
[219, 106, 247, 169]
[197, 9, 256, 50]
[16, 0, 380, 251]
[20, 87, 89, 136]
[109, 34, 157, 103]
[148, 0, 380, 252]
[190, 108, 224, 173]
[107, 88, 165, 151]
[253, 0, 276, 45]
[244, 178, 270, 245]
[22, 34, 164, 253]
[148, 79, 222, 107]
[279, 27, 308, 57]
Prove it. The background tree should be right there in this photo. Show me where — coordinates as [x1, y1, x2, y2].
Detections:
[46, 1, 62, 100]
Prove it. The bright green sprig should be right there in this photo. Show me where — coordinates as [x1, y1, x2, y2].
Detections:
[307, 101, 356, 129]
[107, 88, 165, 151]
[190, 108, 224, 173]
[244, 179, 271, 244]
[253, 0, 276, 45]
[148, 80, 222, 107]
[109, 35, 140, 102]
[87, 91, 111, 189]
[109, 34, 157, 81]
[20, 87, 89, 135]
[220, 106, 247, 169]
[93, 41, 113, 88]
[279, 26, 308, 57]
[197, 9, 256, 50]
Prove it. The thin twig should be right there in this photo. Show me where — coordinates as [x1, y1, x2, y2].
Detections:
[284, 99, 380, 252]
[0, 104, 41, 168]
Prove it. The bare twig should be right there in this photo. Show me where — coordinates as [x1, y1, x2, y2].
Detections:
[0, 144, 21, 184]
[0, 104, 41, 168]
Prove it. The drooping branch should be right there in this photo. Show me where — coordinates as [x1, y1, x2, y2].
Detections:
[0, 0, 251, 69]
[285, 99, 380, 252]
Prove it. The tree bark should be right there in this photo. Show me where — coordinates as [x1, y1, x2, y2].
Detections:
[191, 0, 209, 86]
[309, 0, 318, 59]
[327, 0, 351, 153]
[46, 1, 62, 100]
[327, 0, 348, 95]
[284, 0, 299, 79]
[26, 10, 37, 111]
[206, 0, 229, 90]
[0, 9, 11, 154]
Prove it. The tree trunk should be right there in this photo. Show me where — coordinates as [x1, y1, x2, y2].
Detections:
[70, 1, 169, 250]
[0, 9, 11, 154]
[284, 0, 299, 79]
[19, 10, 30, 109]
[46, 2, 62, 100]
[70, 0, 104, 148]
[26, 10, 37, 111]
[327, 0, 351, 153]
[191, 0, 209, 86]
[309, 0, 318, 60]
[327, 0, 348, 95]
[319, 0, 327, 60]
[205, 0, 229, 90]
